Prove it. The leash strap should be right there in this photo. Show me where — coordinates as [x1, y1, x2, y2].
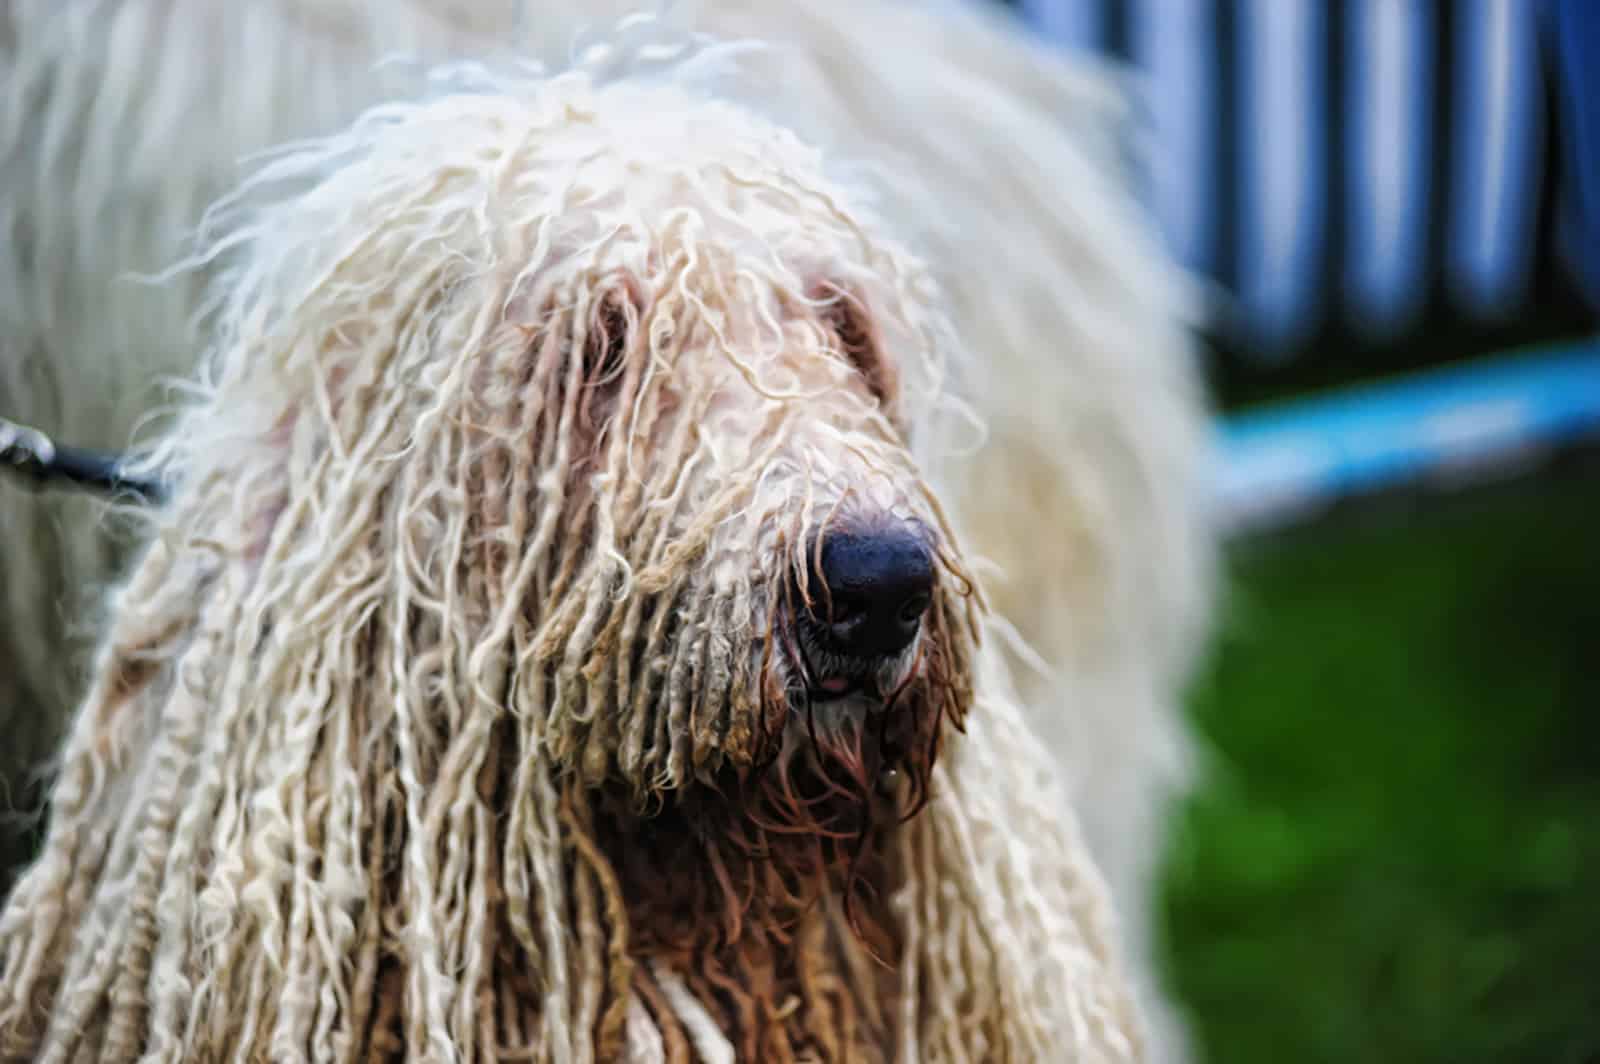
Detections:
[0, 415, 165, 503]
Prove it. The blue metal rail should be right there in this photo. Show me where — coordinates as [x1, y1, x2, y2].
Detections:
[1214, 337, 1600, 533]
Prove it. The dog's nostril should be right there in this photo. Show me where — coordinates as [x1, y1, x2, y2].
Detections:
[812, 526, 935, 658]
[898, 592, 931, 625]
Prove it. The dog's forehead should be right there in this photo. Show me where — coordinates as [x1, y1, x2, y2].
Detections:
[282, 76, 925, 337]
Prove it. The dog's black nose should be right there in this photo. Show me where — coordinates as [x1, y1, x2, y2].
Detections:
[811, 526, 935, 658]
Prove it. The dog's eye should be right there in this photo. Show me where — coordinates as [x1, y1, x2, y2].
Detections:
[584, 289, 632, 388]
[819, 285, 889, 405]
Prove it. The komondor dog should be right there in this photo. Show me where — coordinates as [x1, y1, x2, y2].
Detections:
[0, 47, 1146, 1061]
[0, 2, 1214, 1059]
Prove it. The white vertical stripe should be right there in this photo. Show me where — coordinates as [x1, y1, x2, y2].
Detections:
[1237, 0, 1324, 352]
[1130, 0, 1216, 274]
[1019, 0, 1103, 56]
[1347, 0, 1434, 332]
[1448, 0, 1543, 315]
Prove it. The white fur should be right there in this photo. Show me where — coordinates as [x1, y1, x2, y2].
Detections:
[0, 2, 1216, 1057]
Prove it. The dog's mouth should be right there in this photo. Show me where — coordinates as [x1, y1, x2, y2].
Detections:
[787, 601, 918, 710]
[812, 672, 864, 700]
[807, 664, 877, 703]
[794, 636, 905, 711]
[786, 635, 926, 796]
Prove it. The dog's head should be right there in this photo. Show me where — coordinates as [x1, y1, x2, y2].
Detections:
[474, 78, 984, 950]
[162, 60, 982, 960]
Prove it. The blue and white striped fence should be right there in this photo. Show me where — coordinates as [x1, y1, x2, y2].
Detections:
[1014, 0, 1600, 356]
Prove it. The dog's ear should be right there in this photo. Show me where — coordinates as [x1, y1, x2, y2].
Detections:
[812, 280, 896, 410]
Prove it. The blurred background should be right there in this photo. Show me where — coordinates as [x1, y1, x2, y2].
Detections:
[1002, 1, 1600, 1060]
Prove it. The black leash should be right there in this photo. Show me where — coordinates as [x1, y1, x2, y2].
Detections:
[1, 415, 166, 504]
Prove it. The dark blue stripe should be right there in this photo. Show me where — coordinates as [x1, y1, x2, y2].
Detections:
[1547, 0, 1600, 309]
[1214, 0, 1241, 303]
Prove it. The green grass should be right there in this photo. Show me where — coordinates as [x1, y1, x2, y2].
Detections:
[1161, 467, 1600, 1064]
